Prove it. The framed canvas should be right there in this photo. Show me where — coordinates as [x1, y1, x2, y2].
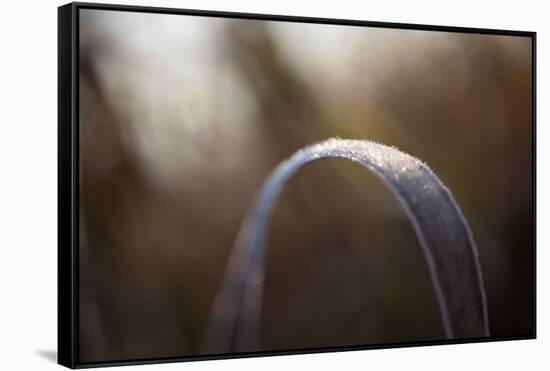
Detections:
[58, 2, 536, 368]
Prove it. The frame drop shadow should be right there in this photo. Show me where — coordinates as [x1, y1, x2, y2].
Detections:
[37, 350, 57, 363]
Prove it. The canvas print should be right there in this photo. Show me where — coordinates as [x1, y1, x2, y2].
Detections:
[70, 5, 534, 366]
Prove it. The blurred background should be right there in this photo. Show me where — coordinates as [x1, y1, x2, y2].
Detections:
[78, 9, 533, 363]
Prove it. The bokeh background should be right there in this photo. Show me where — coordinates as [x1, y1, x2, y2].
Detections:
[78, 9, 533, 363]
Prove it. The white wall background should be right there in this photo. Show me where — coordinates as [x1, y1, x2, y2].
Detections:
[0, 0, 546, 370]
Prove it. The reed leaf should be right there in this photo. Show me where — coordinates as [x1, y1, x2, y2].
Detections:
[201, 138, 490, 354]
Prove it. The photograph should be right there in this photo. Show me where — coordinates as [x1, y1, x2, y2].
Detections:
[0, 0, 547, 371]
[69, 3, 534, 367]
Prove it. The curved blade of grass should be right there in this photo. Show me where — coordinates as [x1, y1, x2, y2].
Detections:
[201, 138, 490, 354]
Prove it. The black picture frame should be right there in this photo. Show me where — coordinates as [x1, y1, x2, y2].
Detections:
[58, 2, 537, 368]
